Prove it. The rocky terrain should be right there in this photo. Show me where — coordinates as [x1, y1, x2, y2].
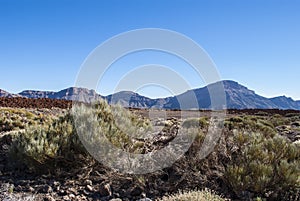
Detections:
[0, 97, 72, 109]
[0, 100, 299, 201]
[1, 80, 300, 110]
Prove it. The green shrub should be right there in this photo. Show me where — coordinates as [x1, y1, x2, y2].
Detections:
[0, 108, 54, 132]
[10, 113, 84, 169]
[269, 114, 290, 127]
[255, 111, 269, 116]
[71, 100, 152, 153]
[285, 113, 300, 118]
[157, 189, 228, 201]
[225, 130, 300, 198]
[224, 116, 276, 137]
[10, 99, 153, 169]
[182, 117, 209, 129]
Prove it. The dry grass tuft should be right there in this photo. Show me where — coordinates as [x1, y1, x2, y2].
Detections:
[157, 189, 228, 201]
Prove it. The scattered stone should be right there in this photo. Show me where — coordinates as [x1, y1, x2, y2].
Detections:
[84, 179, 92, 186]
[137, 198, 152, 201]
[65, 180, 75, 186]
[16, 179, 28, 186]
[55, 185, 61, 191]
[63, 195, 70, 200]
[41, 174, 49, 179]
[109, 199, 122, 201]
[86, 184, 93, 192]
[83, 189, 90, 195]
[69, 193, 76, 199]
[77, 195, 88, 201]
[44, 195, 56, 201]
[39, 185, 53, 193]
[67, 187, 78, 195]
[27, 186, 35, 192]
[99, 183, 112, 197]
[58, 189, 67, 195]
[130, 186, 143, 196]
[53, 181, 60, 186]
[14, 185, 22, 192]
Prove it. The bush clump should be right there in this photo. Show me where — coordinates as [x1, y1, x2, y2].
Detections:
[10, 113, 85, 169]
[10, 99, 153, 169]
[182, 117, 209, 129]
[71, 100, 152, 154]
[225, 130, 300, 199]
[224, 115, 276, 138]
[0, 107, 55, 132]
[157, 189, 227, 201]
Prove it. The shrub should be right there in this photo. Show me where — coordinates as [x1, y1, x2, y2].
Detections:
[255, 111, 269, 116]
[182, 117, 209, 129]
[10, 113, 85, 169]
[224, 116, 276, 138]
[0, 108, 54, 132]
[10, 99, 153, 169]
[157, 189, 227, 201]
[225, 130, 300, 199]
[71, 100, 152, 154]
[269, 114, 290, 127]
[285, 113, 300, 118]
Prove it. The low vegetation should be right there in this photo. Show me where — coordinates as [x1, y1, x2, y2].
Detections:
[1, 101, 300, 200]
[226, 130, 300, 199]
[157, 189, 227, 201]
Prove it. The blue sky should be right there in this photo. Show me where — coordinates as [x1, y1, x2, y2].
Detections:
[0, 0, 299, 99]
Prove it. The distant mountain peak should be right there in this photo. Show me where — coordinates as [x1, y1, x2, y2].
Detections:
[59, 87, 96, 92]
[1, 80, 299, 110]
[0, 89, 21, 98]
[221, 80, 249, 89]
[272, 95, 293, 100]
[111, 91, 138, 96]
[219, 80, 239, 85]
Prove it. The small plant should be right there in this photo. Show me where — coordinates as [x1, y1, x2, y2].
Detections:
[8, 185, 14, 194]
[157, 189, 228, 201]
[285, 113, 300, 118]
[270, 114, 290, 127]
[182, 117, 209, 129]
[224, 115, 276, 137]
[0, 107, 55, 132]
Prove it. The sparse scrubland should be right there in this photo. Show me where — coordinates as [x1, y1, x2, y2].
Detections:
[0, 100, 299, 200]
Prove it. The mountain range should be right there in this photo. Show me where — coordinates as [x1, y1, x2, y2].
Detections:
[1, 80, 299, 110]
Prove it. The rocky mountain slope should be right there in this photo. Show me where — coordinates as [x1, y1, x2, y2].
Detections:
[103, 80, 300, 110]
[269, 96, 300, 110]
[19, 87, 102, 103]
[2, 80, 299, 110]
[0, 89, 21, 98]
[19, 90, 56, 99]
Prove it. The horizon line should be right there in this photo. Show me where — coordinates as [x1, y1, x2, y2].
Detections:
[1, 79, 299, 101]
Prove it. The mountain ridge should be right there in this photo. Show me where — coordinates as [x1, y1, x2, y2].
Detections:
[1, 80, 299, 110]
[0, 89, 22, 98]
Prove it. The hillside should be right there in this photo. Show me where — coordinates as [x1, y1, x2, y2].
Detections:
[2, 80, 299, 110]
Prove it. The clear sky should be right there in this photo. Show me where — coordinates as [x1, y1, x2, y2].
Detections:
[0, 0, 299, 99]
